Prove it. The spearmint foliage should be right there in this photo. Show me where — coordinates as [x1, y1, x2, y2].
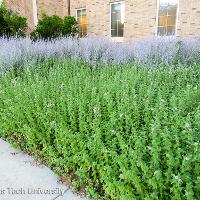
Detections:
[0, 60, 199, 199]
[0, 36, 200, 74]
[0, 36, 200, 199]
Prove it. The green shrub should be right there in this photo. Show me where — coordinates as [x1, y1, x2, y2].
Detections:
[0, 60, 199, 199]
[30, 13, 78, 40]
[0, 4, 27, 37]
[62, 16, 79, 37]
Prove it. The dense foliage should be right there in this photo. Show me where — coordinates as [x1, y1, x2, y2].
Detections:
[30, 14, 78, 40]
[0, 37, 200, 75]
[0, 58, 199, 199]
[0, 5, 27, 37]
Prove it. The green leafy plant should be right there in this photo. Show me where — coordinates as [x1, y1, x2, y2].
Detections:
[0, 4, 27, 37]
[30, 13, 78, 40]
[62, 16, 79, 37]
[0, 59, 199, 199]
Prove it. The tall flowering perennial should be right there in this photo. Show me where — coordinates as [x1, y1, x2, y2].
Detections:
[0, 36, 200, 74]
[0, 37, 199, 199]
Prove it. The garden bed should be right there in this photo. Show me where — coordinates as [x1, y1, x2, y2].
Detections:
[0, 37, 200, 199]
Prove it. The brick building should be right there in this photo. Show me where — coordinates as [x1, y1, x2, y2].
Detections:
[3, 0, 200, 41]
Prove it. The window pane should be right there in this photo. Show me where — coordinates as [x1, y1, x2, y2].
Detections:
[166, 26, 175, 35]
[111, 3, 121, 13]
[158, 27, 166, 36]
[167, 16, 176, 26]
[77, 10, 81, 18]
[77, 9, 87, 37]
[111, 29, 117, 37]
[111, 20, 117, 30]
[159, 5, 168, 15]
[111, 13, 117, 22]
[157, 0, 177, 36]
[118, 27, 124, 37]
[80, 16, 87, 25]
[116, 11, 121, 21]
[168, 5, 177, 15]
[111, 2, 125, 37]
[158, 16, 167, 26]
[82, 24, 87, 35]
[81, 9, 86, 16]
[118, 22, 124, 29]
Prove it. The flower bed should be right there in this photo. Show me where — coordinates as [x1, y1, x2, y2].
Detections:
[0, 53, 199, 199]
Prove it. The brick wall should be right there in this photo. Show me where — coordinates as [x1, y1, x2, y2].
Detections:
[70, 0, 200, 40]
[4, 0, 200, 40]
[36, 0, 65, 18]
[177, 0, 200, 37]
[124, 0, 157, 41]
[5, 0, 34, 31]
[69, 0, 157, 41]
[70, 0, 86, 16]
[87, 0, 109, 37]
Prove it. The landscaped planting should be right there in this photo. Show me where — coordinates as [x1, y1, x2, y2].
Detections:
[0, 37, 200, 74]
[0, 37, 200, 199]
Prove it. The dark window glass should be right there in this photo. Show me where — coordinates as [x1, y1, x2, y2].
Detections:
[111, 2, 125, 37]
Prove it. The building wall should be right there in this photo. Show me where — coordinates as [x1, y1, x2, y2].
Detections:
[70, 0, 86, 16]
[36, 0, 65, 18]
[4, 0, 35, 31]
[70, 0, 157, 41]
[69, 0, 200, 40]
[87, 0, 109, 37]
[177, 0, 200, 37]
[124, 0, 157, 41]
[4, 0, 200, 40]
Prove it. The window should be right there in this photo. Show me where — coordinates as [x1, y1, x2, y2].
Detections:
[76, 8, 87, 37]
[111, 2, 125, 37]
[157, 0, 178, 36]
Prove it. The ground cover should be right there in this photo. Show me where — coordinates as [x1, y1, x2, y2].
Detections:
[0, 37, 200, 199]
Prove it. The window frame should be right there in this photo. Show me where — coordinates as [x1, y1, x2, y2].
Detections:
[156, 0, 179, 37]
[76, 8, 87, 37]
[110, 1, 125, 42]
[32, 0, 38, 27]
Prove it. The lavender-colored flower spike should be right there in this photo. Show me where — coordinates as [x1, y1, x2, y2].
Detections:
[0, 36, 199, 74]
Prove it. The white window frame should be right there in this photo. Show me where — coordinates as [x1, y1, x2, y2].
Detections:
[32, 0, 38, 27]
[76, 8, 87, 37]
[110, 1, 125, 42]
[156, 0, 179, 37]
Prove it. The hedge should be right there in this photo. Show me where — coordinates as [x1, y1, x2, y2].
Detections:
[0, 4, 27, 37]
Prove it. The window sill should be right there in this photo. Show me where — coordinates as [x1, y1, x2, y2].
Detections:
[156, 35, 177, 38]
[111, 37, 124, 42]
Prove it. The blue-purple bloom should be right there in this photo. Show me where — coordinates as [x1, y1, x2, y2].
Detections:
[0, 36, 200, 73]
